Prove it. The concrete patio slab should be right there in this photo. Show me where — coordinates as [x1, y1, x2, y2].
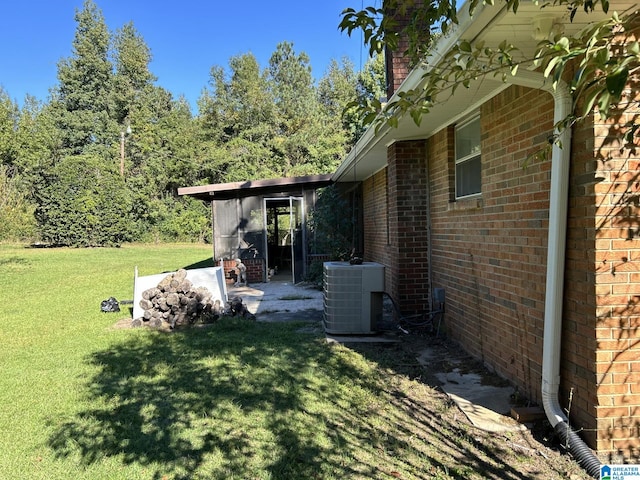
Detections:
[417, 346, 525, 433]
[227, 280, 323, 322]
[325, 334, 401, 344]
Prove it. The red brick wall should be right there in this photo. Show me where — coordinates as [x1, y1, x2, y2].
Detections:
[361, 88, 554, 396]
[572, 80, 640, 460]
[360, 81, 640, 460]
[221, 258, 264, 284]
[363, 169, 391, 281]
[363, 151, 431, 314]
[387, 140, 431, 313]
[427, 86, 555, 405]
[563, 111, 600, 452]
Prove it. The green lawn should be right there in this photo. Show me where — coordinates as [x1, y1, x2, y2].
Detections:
[0, 243, 589, 480]
[0, 244, 407, 479]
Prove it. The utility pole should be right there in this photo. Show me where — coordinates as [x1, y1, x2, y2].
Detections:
[120, 130, 125, 176]
[119, 124, 132, 177]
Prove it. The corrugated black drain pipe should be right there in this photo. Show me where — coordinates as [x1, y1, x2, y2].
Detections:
[554, 422, 601, 478]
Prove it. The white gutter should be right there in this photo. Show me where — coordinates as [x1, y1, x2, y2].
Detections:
[505, 68, 572, 427]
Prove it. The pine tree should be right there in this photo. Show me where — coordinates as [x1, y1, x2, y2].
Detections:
[53, 0, 114, 156]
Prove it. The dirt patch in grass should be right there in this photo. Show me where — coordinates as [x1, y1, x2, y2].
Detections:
[343, 331, 592, 480]
[111, 317, 136, 329]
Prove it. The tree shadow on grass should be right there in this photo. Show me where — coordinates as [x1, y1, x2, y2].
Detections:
[344, 334, 590, 479]
[47, 319, 555, 479]
[48, 319, 336, 479]
[181, 258, 216, 270]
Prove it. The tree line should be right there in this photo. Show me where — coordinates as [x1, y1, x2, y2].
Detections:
[0, 0, 384, 246]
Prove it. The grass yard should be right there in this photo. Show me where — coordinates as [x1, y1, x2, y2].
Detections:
[0, 243, 590, 480]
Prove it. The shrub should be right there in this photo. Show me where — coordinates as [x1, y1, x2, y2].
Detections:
[0, 166, 37, 242]
[158, 195, 211, 243]
[34, 154, 134, 246]
[307, 184, 355, 260]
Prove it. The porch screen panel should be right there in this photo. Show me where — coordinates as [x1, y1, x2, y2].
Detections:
[239, 196, 265, 259]
[214, 199, 239, 260]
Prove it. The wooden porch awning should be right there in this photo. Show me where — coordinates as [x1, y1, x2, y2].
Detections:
[177, 174, 333, 201]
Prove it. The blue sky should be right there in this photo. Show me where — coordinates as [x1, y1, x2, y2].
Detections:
[0, 1, 370, 112]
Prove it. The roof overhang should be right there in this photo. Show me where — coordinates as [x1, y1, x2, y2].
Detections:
[333, 0, 637, 182]
[178, 174, 334, 201]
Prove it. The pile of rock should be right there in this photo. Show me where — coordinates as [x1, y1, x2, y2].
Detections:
[133, 269, 223, 329]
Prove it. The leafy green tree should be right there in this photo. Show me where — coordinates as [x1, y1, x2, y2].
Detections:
[317, 58, 361, 144]
[157, 195, 211, 243]
[0, 165, 37, 241]
[198, 52, 280, 180]
[31, 0, 132, 246]
[111, 21, 156, 126]
[111, 23, 186, 239]
[0, 88, 19, 170]
[266, 42, 315, 175]
[110, 20, 216, 243]
[14, 99, 64, 190]
[267, 42, 348, 176]
[121, 87, 203, 240]
[339, 0, 639, 142]
[7, 96, 58, 241]
[209, 53, 275, 143]
[0, 92, 25, 241]
[267, 42, 316, 133]
[357, 53, 386, 103]
[356, 53, 386, 116]
[196, 42, 365, 182]
[34, 154, 133, 246]
[317, 54, 387, 145]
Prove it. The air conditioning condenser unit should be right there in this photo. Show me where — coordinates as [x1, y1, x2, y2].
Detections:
[323, 261, 385, 334]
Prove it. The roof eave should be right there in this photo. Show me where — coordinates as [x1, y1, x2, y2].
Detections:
[332, 1, 508, 183]
[178, 174, 334, 201]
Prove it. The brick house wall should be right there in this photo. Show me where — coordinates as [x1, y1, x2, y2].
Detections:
[360, 82, 640, 460]
[362, 169, 391, 279]
[362, 143, 431, 314]
[564, 111, 602, 451]
[387, 140, 431, 313]
[571, 82, 640, 458]
[427, 84, 555, 404]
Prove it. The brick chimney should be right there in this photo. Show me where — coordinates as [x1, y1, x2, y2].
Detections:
[383, 0, 425, 99]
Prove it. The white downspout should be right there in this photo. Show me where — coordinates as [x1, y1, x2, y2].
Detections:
[505, 69, 572, 427]
[540, 79, 573, 428]
[508, 71, 600, 477]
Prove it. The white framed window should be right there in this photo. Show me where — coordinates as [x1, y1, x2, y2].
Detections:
[455, 114, 481, 199]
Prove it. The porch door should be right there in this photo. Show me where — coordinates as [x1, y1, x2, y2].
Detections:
[263, 196, 305, 283]
[290, 196, 305, 284]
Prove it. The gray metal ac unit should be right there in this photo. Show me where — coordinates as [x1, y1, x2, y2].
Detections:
[323, 261, 385, 334]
